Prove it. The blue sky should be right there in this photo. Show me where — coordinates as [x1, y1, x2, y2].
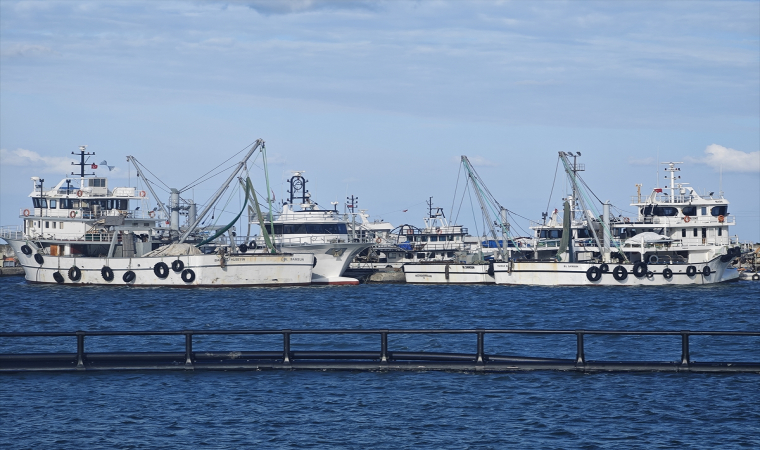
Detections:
[2, 0, 759, 241]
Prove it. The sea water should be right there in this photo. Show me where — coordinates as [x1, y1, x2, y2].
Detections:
[1, 277, 758, 449]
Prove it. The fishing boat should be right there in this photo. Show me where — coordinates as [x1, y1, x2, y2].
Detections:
[492, 153, 742, 286]
[0, 141, 314, 286]
[242, 171, 372, 285]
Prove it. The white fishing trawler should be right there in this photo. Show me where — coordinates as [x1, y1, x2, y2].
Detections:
[351, 197, 491, 271]
[0, 141, 314, 286]
[493, 152, 741, 286]
[242, 172, 372, 285]
[405, 153, 742, 286]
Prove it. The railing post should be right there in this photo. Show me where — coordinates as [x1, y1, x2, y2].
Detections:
[184, 332, 194, 368]
[680, 330, 690, 367]
[380, 331, 388, 363]
[283, 330, 291, 364]
[575, 331, 585, 365]
[76, 331, 85, 369]
[476, 330, 485, 364]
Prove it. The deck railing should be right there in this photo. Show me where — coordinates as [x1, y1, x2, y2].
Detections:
[1, 328, 758, 373]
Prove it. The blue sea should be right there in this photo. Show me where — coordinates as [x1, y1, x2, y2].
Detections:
[1, 277, 759, 449]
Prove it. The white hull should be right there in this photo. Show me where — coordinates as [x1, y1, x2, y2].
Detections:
[403, 263, 495, 284]
[7, 240, 313, 287]
[493, 258, 731, 286]
[282, 242, 370, 285]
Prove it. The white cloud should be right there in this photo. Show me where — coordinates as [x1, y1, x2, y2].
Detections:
[690, 144, 760, 173]
[468, 156, 498, 167]
[1, 44, 55, 58]
[0, 148, 72, 174]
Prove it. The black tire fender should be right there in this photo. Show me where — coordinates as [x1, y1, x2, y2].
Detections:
[600, 263, 609, 273]
[123, 270, 136, 283]
[633, 262, 647, 278]
[154, 262, 169, 279]
[586, 266, 602, 282]
[662, 268, 673, 279]
[239, 243, 248, 254]
[171, 259, 184, 272]
[101, 266, 114, 282]
[686, 265, 697, 277]
[53, 272, 65, 284]
[68, 266, 81, 281]
[181, 268, 196, 283]
[613, 265, 628, 281]
[34, 253, 44, 265]
[21, 245, 32, 256]
[702, 266, 712, 277]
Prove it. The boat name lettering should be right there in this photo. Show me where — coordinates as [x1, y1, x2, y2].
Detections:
[462, 265, 475, 269]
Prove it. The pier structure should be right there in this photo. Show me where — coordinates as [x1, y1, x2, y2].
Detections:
[1, 328, 758, 373]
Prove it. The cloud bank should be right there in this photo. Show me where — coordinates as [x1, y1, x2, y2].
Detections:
[0, 148, 72, 174]
[692, 144, 760, 173]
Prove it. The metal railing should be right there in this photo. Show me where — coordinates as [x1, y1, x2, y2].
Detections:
[1, 328, 758, 373]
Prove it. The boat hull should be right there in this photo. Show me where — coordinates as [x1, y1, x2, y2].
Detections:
[493, 258, 731, 286]
[403, 263, 495, 284]
[6, 240, 313, 287]
[278, 242, 370, 285]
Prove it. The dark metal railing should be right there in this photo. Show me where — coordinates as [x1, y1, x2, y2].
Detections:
[1, 328, 758, 373]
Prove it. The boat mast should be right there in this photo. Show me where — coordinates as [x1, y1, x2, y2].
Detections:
[126, 156, 170, 219]
[178, 139, 264, 243]
[71, 145, 95, 190]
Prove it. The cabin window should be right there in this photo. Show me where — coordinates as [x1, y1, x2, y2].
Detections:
[681, 229, 686, 238]
[59, 199, 74, 209]
[416, 253, 425, 259]
[701, 207, 707, 216]
[88, 178, 107, 188]
[45, 221, 49, 228]
[576, 229, 591, 239]
[447, 235, 454, 241]
[693, 228, 698, 237]
[643, 206, 678, 216]
[32, 198, 48, 208]
[540, 230, 562, 239]
[718, 227, 722, 236]
[682, 206, 696, 216]
[702, 228, 707, 238]
[711, 206, 728, 217]
[49, 200, 57, 209]
[447, 252, 455, 258]
[405, 252, 412, 259]
[420, 236, 428, 242]
[429, 236, 438, 242]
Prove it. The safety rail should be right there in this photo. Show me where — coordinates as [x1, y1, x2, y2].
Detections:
[18, 208, 160, 221]
[0, 226, 23, 240]
[1, 328, 758, 373]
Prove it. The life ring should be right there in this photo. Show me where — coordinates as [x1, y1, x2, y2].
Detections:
[69, 211, 77, 218]
[375, 238, 382, 244]
[68, 266, 81, 281]
[702, 266, 712, 277]
[613, 265, 628, 281]
[23, 209, 30, 217]
[624, 217, 630, 223]
[148, 211, 155, 218]
[172, 259, 184, 272]
[34, 253, 44, 265]
[718, 215, 725, 223]
[648, 255, 659, 264]
[599, 263, 609, 273]
[662, 268, 673, 279]
[683, 215, 691, 223]
[154, 262, 169, 279]
[21, 245, 32, 255]
[239, 243, 248, 254]
[101, 266, 114, 282]
[139, 191, 147, 197]
[586, 266, 602, 282]
[76, 190, 84, 197]
[686, 265, 697, 277]
[53, 272, 65, 284]
[181, 268, 195, 283]
[632, 262, 647, 278]
[123, 270, 136, 283]
[436, 228, 442, 234]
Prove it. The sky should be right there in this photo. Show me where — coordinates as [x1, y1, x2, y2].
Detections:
[2, 0, 759, 242]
